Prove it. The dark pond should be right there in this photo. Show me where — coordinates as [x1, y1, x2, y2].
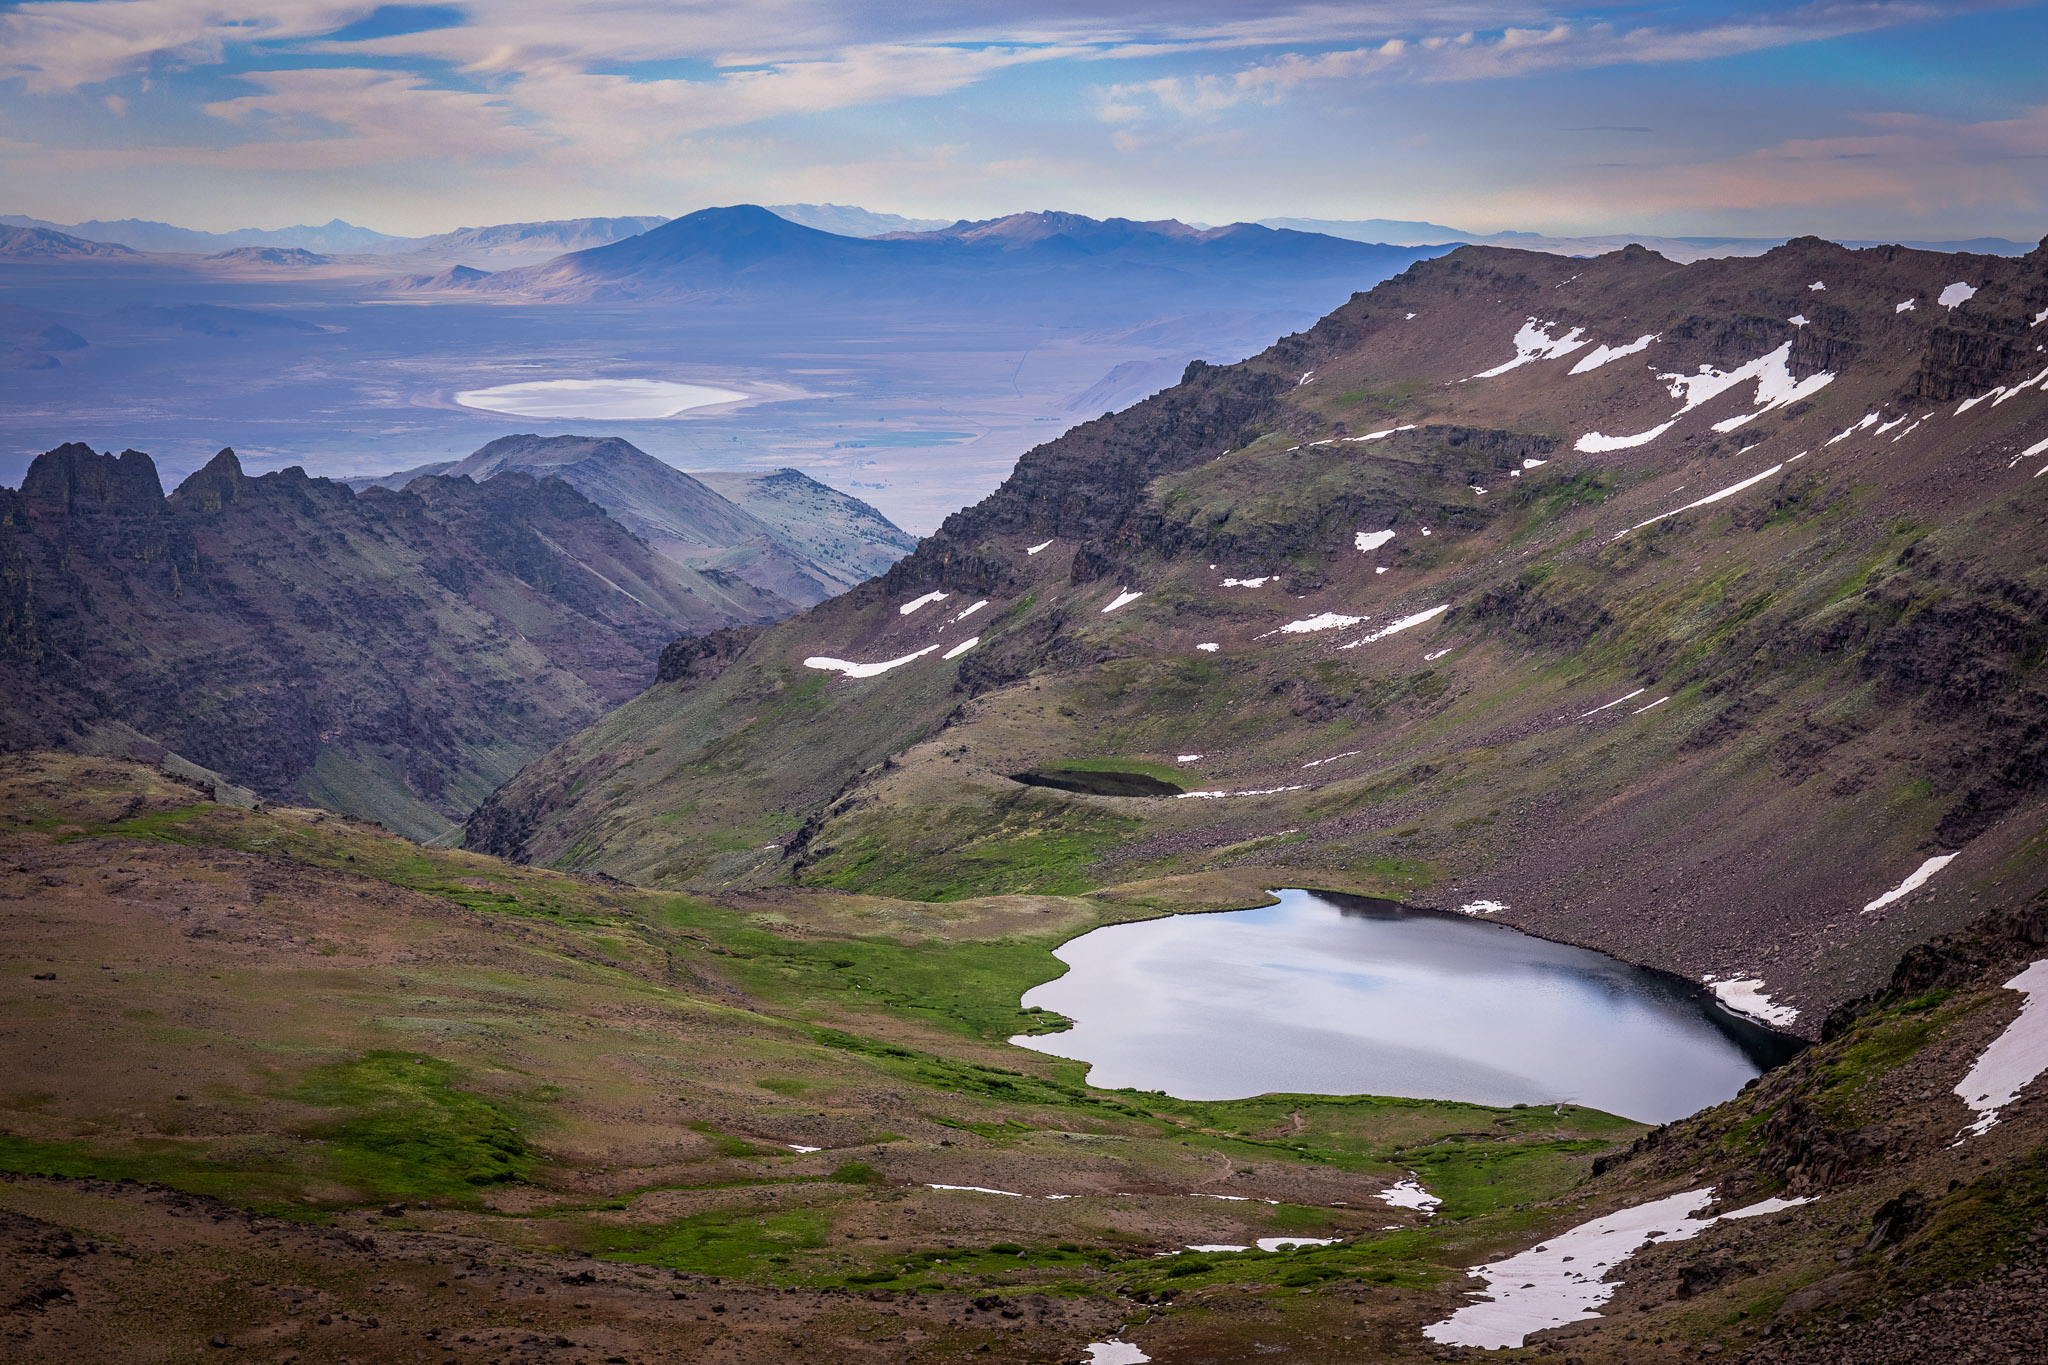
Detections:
[1014, 889, 1801, 1124]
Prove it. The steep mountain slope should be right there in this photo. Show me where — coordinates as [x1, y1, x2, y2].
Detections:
[471, 234, 2048, 1030]
[0, 445, 784, 838]
[355, 434, 915, 604]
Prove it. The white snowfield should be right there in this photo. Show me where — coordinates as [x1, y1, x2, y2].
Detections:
[952, 599, 989, 622]
[1953, 959, 2048, 1139]
[1175, 784, 1308, 799]
[1273, 612, 1366, 636]
[1339, 604, 1450, 648]
[1474, 318, 1590, 379]
[804, 644, 942, 678]
[1580, 687, 1645, 717]
[1222, 576, 1271, 587]
[1897, 299, 1916, 313]
[1576, 341, 1833, 451]
[1939, 281, 1978, 309]
[1620, 463, 1784, 537]
[2036, 308, 2048, 326]
[1633, 696, 1670, 715]
[1703, 975, 1799, 1027]
[1859, 853, 1957, 915]
[1788, 314, 1810, 327]
[1828, 412, 1879, 444]
[927, 1184, 1028, 1197]
[1355, 529, 1397, 554]
[942, 637, 979, 660]
[1569, 333, 1658, 374]
[1809, 280, 1827, 291]
[1102, 588, 1144, 613]
[1196, 642, 1220, 652]
[1425, 1189, 1812, 1350]
[1378, 1179, 1443, 1211]
[1352, 424, 1419, 441]
[899, 591, 949, 615]
[1185, 1244, 1249, 1253]
[787, 1144, 821, 1153]
[1084, 1341, 1150, 1365]
[1026, 539, 1054, 555]
[1457, 900, 1507, 916]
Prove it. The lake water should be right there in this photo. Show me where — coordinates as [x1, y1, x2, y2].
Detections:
[1014, 889, 1800, 1123]
[453, 377, 747, 419]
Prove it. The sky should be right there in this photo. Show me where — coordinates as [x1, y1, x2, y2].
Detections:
[3, 0, 2046, 241]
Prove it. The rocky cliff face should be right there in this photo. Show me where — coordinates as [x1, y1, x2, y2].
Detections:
[468, 235, 2048, 1028]
[0, 445, 784, 838]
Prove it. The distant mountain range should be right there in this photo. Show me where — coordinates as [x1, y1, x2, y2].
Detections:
[0, 214, 399, 254]
[1259, 216, 2038, 262]
[766, 203, 952, 236]
[416, 205, 1444, 320]
[353, 434, 917, 606]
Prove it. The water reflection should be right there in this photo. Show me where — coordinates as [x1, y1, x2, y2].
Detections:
[1014, 889, 1801, 1123]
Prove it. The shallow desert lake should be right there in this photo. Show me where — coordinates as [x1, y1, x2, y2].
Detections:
[1015, 889, 1800, 1123]
[453, 377, 746, 419]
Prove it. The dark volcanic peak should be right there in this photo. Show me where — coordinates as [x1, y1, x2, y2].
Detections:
[0, 441, 787, 838]
[470, 233, 2048, 1036]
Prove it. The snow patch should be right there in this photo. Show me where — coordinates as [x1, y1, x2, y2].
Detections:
[1378, 1179, 1442, 1211]
[1788, 314, 1809, 327]
[1582, 341, 1832, 451]
[1633, 696, 1670, 715]
[1176, 754, 1203, 763]
[1424, 648, 1453, 661]
[2035, 308, 2048, 327]
[1859, 853, 1957, 915]
[1809, 280, 1827, 291]
[1351, 424, 1419, 442]
[1355, 529, 1397, 554]
[942, 637, 979, 660]
[1102, 588, 1144, 614]
[1953, 959, 2048, 1139]
[1175, 785, 1308, 799]
[1703, 976, 1799, 1027]
[1580, 688, 1645, 717]
[1576, 420, 1677, 452]
[1084, 1342, 1151, 1365]
[805, 645, 942, 679]
[1939, 281, 1978, 309]
[1473, 318, 1590, 379]
[1569, 333, 1658, 374]
[1458, 901, 1507, 916]
[1222, 577, 1271, 587]
[1424, 1189, 1812, 1350]
[1339, 604, 1450, 648]
[899, 591, 949, 615]
[952, 599, 988, 622]
[1827, 412, 1880, 444]
[1258, 1238, 1338, 1251]
[1026, 539, 1053, 555]
[788, 1144, 821, 1153]
[1271, 612, 1366, 636]
[1302, 750, 1362, 769]
[1620, 463, 1784, 536]
[1196, 642, 1219, 652]
[1896, 299, 1916, 313]
[1523, 457, 1548, 469]
[1186, 1244, 1249, 1253]
[928, 1184, 1028, 1197]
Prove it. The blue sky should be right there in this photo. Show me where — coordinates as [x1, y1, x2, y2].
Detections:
[2, 0, 2044, 239]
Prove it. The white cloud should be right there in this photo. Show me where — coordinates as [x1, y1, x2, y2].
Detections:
[0, 0, 371, 92]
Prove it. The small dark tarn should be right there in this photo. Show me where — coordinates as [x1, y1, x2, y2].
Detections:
[1009, 768, 1182, 798]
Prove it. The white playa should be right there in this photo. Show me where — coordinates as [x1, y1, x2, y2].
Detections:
[1474, 319, 1590, 379]
[1954, 959, 2048, 1138]
[804, 644, 942, 678]
[453, 377, 747, 419]
[1425, 1188, 1809, 1349]
[899, 591, 950, 615]
[1377, 1179, 1442, 1211]
[1355, 529, 1397, 554]
[942, 637, 979, 660]
[1569, 333, 1658, 374]
[1340, 604, 1449, 647]
[1621, 463, 1783, 536]
[1102, 589, 1144, 613]
[1939, 282, 1978, 309]
[1703, 976, 1799, 1027]
[1859, 853, 1957, 915]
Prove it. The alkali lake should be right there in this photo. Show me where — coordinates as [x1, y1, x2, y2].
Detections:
[1014, 889, 1802, 1124]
